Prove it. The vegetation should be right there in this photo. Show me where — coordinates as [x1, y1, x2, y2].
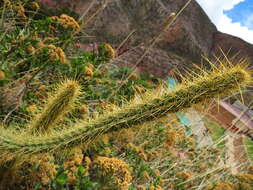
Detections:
[0, 1, 253, 189]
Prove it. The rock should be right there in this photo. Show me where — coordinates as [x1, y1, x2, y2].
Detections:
[211, 32, 253, 65]
[40, 0, 253, 78]
[110, 45, 190, 79]
[0, 75, 31, 114]
[40, 0, 216, 66]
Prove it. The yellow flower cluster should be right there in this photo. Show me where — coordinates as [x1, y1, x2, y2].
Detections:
[176, 171, 192, 180]
[133, 84, 146, 93]
[79, 104, 89, 119]
[63, 148, 84, 184]
[235, 182, 252, 190]
[51, 14, 80, 32]
[213, 182, 233, 190]
[3, 0, 11, 7]
[149, 185, 164, 190]
[248, 165, 253, 174]
[16, 154, 58, 186]
[99, 101, 117, 112]
[36, 40, 46, 48]
[84, 156, 92, 174]
[35, 41, 67, 64]
[234, 174, 253, 184]
[184, 136, 196, 148]
[0, 71, 5, 80]
[142, 171, 151, 182]
[43, 37, 59, 42]
[127, 143, 148, 161]
[164, 129, 179, 147]
[32, 154, 57, 185]
[83, 64, 95, 80]
[38, 84, 47, 91]
[13, 3, 27, 20]
[26, 104, 37, 115]
[93, 156, 132, 190]
[26, 45, 36, 54]
[84, 66, 93, 77]
[112, 128, 135, 146]
[30, 2, 40, 11]
[34, 84, 48, 100]
[104, 43, 116, 59]
[47, 44, 68, 64]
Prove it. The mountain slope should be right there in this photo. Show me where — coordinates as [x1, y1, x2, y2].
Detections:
[41, 0, 253, 78]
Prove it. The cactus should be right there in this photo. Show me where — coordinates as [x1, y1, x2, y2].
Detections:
[0, 80, 81, 183]
[29, 80, 81, 134]
[0, 64, 251, 161]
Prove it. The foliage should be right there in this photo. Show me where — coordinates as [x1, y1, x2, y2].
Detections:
[0, 1, 253, 190]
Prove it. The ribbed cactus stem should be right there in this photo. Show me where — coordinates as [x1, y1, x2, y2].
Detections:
[0, 80, 81, 183]
[29, 80, 81, 133]
[0, 64, 251, 159]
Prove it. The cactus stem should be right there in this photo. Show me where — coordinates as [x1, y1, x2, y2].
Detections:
[0, 63, 251, 161]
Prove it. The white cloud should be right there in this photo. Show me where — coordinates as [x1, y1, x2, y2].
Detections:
[196, 0, 253, 44]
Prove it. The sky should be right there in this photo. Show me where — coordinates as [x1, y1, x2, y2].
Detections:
[195, 0, 253, 44]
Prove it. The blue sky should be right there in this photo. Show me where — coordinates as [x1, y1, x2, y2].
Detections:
[196, 0, 253, 44]
[225, 0, 253, 30]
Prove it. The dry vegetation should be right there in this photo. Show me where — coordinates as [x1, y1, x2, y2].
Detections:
[0, 1, 253, 189]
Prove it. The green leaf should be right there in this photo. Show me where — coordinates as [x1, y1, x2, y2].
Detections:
[77, 165, 85, 176]
[56, 173, 68, 185]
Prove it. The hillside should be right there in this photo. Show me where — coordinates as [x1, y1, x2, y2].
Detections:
[41, 0, 253, 77]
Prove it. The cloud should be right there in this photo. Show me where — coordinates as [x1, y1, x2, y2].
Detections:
[243, 13, 253, 29]
[196, 0, 253, 44]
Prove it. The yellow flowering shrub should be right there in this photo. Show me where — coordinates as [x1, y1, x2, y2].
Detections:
[91, 156, 132, 190]
[63, 148, 84, 184]
[14, 154, 58, 186]
[51, 14, 80, 32]
[47, 44, 68, 64]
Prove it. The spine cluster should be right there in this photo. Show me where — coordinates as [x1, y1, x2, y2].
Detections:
[0, 64, 251, 161]
[29, 80, 81, 134]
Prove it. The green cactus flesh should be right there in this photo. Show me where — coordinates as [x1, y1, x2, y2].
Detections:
[29, 80, 81, 134]
[0, 65, 251, 159]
